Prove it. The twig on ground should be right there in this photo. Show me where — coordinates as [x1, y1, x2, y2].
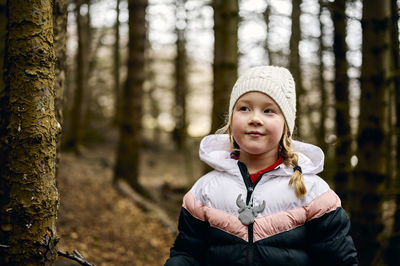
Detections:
[57, 249, 96, 266]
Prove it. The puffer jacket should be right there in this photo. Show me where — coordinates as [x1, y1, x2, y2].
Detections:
[165, 134, 358, 266]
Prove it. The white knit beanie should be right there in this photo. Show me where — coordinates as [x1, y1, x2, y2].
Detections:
[228, 65, 296, 135]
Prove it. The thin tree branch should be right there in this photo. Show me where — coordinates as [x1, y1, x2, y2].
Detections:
[57, 249, 96, 266]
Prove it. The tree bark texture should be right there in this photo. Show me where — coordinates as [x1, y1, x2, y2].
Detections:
[173, 0, 188, 150]
[289, 0, 303, 137]
[352, 1, 391, 264]
[0, 0, 9, 260]
[211, 0, 238, 133]
[332, 0, 351, 208]
[0, 0, 59, 264]
[114, 0, 148, 194]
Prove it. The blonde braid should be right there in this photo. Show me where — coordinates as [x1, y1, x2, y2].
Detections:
[280, 126, 306, 199]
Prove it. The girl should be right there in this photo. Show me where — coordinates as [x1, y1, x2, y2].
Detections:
[165, 66, 358, 265]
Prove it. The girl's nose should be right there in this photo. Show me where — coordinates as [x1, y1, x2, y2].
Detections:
[249, 111, 263, 125]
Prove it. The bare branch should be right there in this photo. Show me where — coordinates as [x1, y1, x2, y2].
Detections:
[57, 249, 96, 266]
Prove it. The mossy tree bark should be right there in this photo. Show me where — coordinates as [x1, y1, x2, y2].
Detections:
[0, 0, 59, 264]
[210, 0, 238, 133]
[352, 1, 391, 264]
[173, 0, 188, 150]
[332, 0, 352, 208]
[114, 0, 148, 195]
[289, 0, 303, 137]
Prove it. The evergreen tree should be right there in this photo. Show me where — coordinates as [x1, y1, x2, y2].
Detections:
[385, 0, 400, 264]
[0, 0, 59, 263]
[113, 0, 121, 125]
[352, 1, 392, 264]
[289, 0, 303, 137]
[332, 0, 351, 208]
[114, 0, 148, 195]
[173, 0, 188, 150]
[53, 0, 68, 175]
[211, 0, 238, 133]
[63, 0, 91, 152]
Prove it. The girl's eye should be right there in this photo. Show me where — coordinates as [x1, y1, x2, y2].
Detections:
[239, 106, 249, 111]
[264, 109, 273, 114]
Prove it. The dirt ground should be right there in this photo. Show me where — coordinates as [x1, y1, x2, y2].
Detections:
[55, 140, 202, 266]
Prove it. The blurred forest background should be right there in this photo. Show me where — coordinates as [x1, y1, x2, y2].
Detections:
[0, 0, 400, 265]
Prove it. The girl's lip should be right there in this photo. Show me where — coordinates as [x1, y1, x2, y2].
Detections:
[246, 131, 265, 136]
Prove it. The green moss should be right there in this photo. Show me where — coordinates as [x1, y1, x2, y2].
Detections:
[1, 0, 59, 264]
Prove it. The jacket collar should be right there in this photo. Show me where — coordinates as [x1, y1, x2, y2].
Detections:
[199, 134, 324, 176]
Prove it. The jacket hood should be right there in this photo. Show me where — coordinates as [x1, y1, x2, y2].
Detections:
[199, 134, 324, 176]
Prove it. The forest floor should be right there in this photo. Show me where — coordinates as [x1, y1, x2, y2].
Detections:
[55, 137, 202, 266]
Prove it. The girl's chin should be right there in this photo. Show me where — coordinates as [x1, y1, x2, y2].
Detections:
[240, 149, 271, 156]
[239, 145, 278, 156]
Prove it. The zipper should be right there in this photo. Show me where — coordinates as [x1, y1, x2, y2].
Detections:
[237, 161, 280, 266]
[238, 161, 255, 266]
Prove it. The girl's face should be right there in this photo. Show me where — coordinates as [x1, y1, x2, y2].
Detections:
[231, 91, 285, 160]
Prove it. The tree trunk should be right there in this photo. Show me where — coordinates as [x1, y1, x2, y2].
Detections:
[211, 0, 238, 133]
[113, 0, 121, 125]
[81, 0, 93, 136]
[263, 2, 274, 65]
[146, 52, 161, 141]
[332, 0, 352, 208]
[317, 0, 327, 154]
[0, 0, 59, 264]
[352, 1, 391, 264]
[0, 0, 9, 260]
[0, 1, 6, 160]
[385, 0, 400, 264]
[173, 0, 188, 150]
[63, 0, 89, 151]
[53, 0, 67, 175]
[289, 0, 303, 137]
[114, 0, 148, 195]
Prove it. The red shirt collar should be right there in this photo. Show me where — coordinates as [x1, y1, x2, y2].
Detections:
[249, 156, 283, 184]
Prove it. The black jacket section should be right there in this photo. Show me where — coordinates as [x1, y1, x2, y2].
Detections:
[165, 206, 358, 266]
[306, 207, 359, 265]
[165, 207, 209, 266]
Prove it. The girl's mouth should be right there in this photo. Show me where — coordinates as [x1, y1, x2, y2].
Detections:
[246, 131, 265, 136]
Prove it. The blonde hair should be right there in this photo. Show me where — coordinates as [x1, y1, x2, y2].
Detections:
[217, 118, 306, 199]
[279, 124, 306, 198]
